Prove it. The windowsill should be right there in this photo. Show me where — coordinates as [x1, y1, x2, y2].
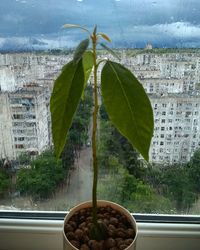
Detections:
[0, 212, 200, 250]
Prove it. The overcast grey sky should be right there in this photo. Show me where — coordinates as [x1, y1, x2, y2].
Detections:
[0, 0, 200, 50]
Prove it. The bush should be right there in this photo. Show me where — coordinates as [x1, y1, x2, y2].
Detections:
[16, 150, 64, 199]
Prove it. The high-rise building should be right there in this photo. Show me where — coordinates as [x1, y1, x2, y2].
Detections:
[0, 84, 50, 159]
[0, 52, 72, 160]
[128, 51, 200, 164]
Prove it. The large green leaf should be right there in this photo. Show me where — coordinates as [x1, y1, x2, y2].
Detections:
[101, 61, 154, 161]
[73, 38, 90, 64]
[50, 59, 85, 158]
[82, 51, 94, 85]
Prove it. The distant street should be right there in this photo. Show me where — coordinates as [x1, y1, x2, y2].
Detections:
[0, 146, 93, 211]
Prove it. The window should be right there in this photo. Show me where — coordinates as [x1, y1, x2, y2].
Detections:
[13, 114, 24, 119]
[15, 144, 24, 149]
[14, 137, 25, 141]
[0, 0, 200, 225]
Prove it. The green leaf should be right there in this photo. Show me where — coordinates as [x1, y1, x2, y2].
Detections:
[73, 38, 90, 64]
[62, 24, 83, 29]
[98, 32, 112, 43]
[100, 43, 120, 60]
[50, 60, 85, 158]
[82, 51, 94, 97]
[101, 61, 154, 161]
[93, 25, 97, 35]
[62, 24, 90, 34]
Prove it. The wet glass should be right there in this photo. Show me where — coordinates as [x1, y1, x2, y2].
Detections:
[0, 0, 200, 214]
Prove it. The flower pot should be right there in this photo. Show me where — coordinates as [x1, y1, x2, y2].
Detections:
[63, 200, 138, 250]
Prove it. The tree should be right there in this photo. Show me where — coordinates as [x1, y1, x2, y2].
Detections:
[158, 164, 198, 212]
[187, 148, 200, 193]
[97, 158, 173, 213]
[0, 169, 10, 197]
[16, 152, 31, 165]
[16, 150, 64, 199]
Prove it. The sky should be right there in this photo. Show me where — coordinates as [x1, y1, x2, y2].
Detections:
[0, 0, 200, 50]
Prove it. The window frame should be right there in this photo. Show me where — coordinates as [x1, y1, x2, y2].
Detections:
[1, 210, 200, 224]
[0, 211, 200, 250]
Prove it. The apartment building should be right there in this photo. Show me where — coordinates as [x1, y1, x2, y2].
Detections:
[0, 93, 13, 159]
[0, 53, 72, 159]
[150, 94, 200, 164]
[128, 51, 200, 164]
[0, 84, 50, 159]
[0, 53, 71, 92]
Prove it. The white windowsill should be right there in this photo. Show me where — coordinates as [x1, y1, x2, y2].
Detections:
[0, 217, 200, 250]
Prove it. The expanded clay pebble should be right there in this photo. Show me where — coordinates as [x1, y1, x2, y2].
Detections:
[64, 206, 135, 250]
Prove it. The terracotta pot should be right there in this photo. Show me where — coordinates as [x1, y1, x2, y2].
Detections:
[63, 200, 138, 250]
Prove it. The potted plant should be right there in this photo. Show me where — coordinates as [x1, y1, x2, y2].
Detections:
[50, 24, 154, 250]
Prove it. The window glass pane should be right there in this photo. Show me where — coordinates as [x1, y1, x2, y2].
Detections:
[0, 0, 199, 215]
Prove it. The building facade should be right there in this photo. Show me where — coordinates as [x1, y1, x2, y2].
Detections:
[150, 94, 200, 164]
[0, 84, 50, 159]
[0, 52, 72, 159]
[127, 51, 200, 164]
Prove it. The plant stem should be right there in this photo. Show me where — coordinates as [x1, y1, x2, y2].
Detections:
[91, 33, 98, 226]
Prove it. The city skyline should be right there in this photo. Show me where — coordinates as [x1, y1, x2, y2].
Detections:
[1, 50, 200, 164]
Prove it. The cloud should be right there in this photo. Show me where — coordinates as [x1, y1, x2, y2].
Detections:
[2, 21, 200, 51]
[0, 36, 49, 51]
[156, 22, 200, 39]
[2, 14, 24, 23]
[0, 34, 79, 51]
[102, 21, 200, 48]
[1, 1, 200, 48]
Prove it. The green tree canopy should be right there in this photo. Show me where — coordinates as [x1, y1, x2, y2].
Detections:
[17, 150, 64, 199]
